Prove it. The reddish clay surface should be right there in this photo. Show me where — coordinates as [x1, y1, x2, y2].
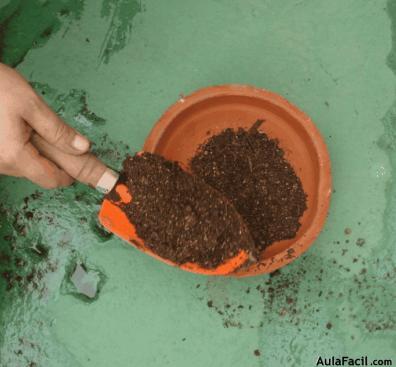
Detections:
[143, 84, 332, 276]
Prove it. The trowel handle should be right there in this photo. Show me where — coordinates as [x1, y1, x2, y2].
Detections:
[95, 168, 119, 194]
[31, 133, 119, 193]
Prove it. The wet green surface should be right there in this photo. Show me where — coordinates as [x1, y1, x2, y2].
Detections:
[0, 0, 395, 366]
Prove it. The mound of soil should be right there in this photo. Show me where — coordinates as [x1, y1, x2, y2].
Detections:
[190, 121, 307, 251]
[108, 153, 256, 268]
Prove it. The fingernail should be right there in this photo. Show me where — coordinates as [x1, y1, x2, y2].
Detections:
[72, 135, 90, 152]
[96, 169, 119, 194]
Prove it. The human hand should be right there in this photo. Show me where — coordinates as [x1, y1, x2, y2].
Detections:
[0, 63, 118, 192]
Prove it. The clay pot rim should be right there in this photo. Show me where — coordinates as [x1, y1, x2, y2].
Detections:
[144, 84, 332, 277]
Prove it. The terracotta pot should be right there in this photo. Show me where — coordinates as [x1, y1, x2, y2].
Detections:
[143, 84, 332, 277]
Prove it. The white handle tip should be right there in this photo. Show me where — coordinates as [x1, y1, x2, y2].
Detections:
[96, 169, 119, 194]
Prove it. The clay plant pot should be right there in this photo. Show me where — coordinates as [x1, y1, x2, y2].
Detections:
[144, 84, 332, 277]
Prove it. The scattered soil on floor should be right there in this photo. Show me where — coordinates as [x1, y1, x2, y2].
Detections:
[356, 238, 365, 247]
[190, 120, 307, 251]
[107, 153, 256, 268]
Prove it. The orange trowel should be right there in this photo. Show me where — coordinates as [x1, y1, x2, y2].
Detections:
[99, 180, 249, 275]
[32, 134, 249, 276]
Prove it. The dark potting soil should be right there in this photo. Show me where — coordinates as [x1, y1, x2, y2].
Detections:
[108, 153, 256, 268]
[190, 121, 307, 251]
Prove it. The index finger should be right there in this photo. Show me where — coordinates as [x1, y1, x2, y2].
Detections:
[31, 133, 119, 193]
[22, 93, 91, 155]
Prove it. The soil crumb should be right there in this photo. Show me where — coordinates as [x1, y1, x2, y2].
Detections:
[190, 121, 307, 251]
[356, 238, 365, 247]
[107, 153, 255, 268]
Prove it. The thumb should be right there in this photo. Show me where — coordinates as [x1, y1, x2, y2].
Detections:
[23, 93, 91, 155]
[18, 143, 74, 189]
[31, 133, 119, 193]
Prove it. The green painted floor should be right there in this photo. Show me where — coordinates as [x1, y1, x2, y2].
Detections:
[0, 1, 395, 366]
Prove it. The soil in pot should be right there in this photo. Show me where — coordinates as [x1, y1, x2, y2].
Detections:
[190, 120, 307, 252]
